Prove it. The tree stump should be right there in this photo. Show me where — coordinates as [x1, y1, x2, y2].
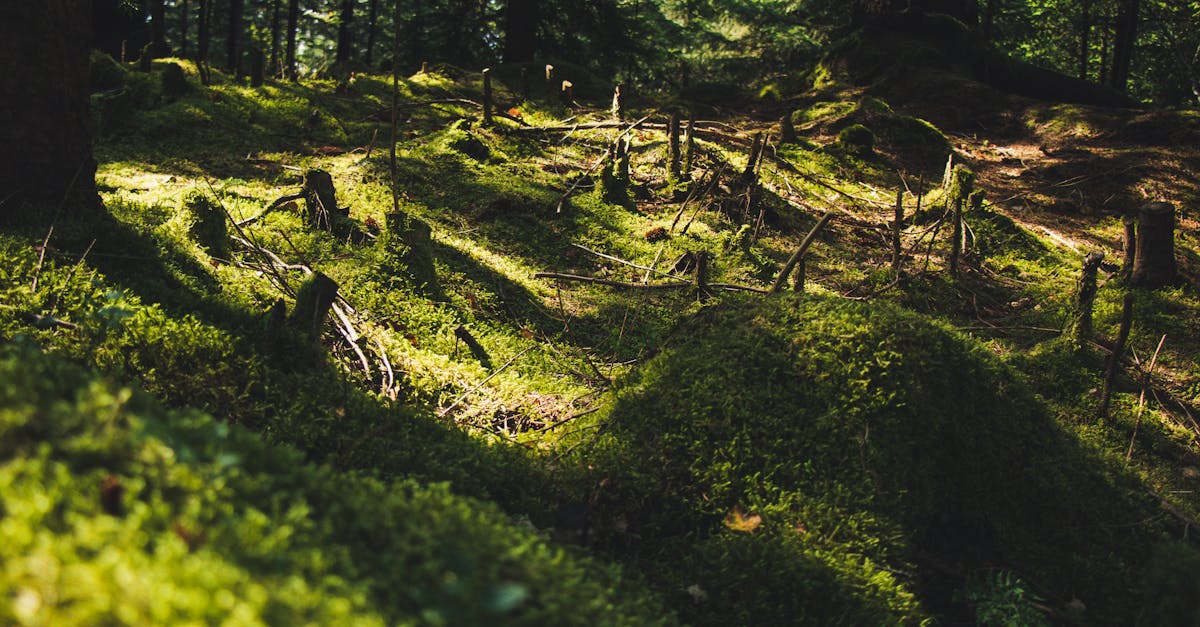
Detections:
[290, 272, 339, 343]
[384, 213, 440, 294]
[1131, 202, 1176, 287]
[303, 169, 346, 229]
[611, 84, 624, 122]
[779, 111, 798, 144]
[184, 192, 228, 257]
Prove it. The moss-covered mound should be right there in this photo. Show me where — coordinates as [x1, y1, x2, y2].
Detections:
[572, 295, 1179, 624]
[0, 344, 675, 626]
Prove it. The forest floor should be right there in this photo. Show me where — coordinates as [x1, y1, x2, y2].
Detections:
[4, 52, 1200, 624]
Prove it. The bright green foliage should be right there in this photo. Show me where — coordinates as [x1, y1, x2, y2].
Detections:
[569, 295, 1178, 624]
[0, 344, 676, 626]
[955, 570, 1049, 627]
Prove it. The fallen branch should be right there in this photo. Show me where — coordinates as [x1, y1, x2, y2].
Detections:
[1126, 334, 1167, 461]
[571, 243, 687, 282]
[31, 225, 53, 292]
[237, 192, 306, 227]
[536, 272, 690, 290]
[437, 346, 535, 418]
[769, 210, 836, 294]
[535, 272, 767, 294]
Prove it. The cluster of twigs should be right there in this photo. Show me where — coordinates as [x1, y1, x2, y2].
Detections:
[210, 184, 398, 400]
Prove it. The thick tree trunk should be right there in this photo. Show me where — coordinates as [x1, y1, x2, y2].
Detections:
[285, 0, 300, 79]
[179, 0, 190, 58]
[0, 0, 104, 223]
[336, 0, 355, 66]
[1109, 0, 1140, 93]
[148, 0, 169, 57]
[980, 0, 995, 43]
[365, 0, 379, 68]
[269, 0, 282, 74]
[197, 0, 210, 82]
[1131, 202, 1176, 287]
[1078, 0, 1092, 80]
[503, 0, 538, 63]
[227, 0, 244, 75]
[859, 0, 977, 24]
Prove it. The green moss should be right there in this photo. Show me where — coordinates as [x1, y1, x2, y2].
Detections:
[837, 124, 876, 156]
[793, 100, 856, 125]
[571, 296, 1174, 624]
[0, 345, 675, 626]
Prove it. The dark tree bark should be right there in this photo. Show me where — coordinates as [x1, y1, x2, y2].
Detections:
[503, 0, 538, 63]
[1131, 202, 1177, 287]
[148, 0, 169, 57]
[336, 0, 355, 65]
[197, 0, 210, 63]
[1110, 0, 1141, 93]
[980, 0, 995, 43]
[365, 0, 379, 68]
[285, 0, 300, 79]
[93, 0, 148, 61]
[1078, 0, 1093, 80]
[179, 0, 190, 58]
[227, 0, 244, 75]
[1069, 251, 1106, 345]
[0, 0, 104, 223]
[856, 0, 977, 24]
[269, 0, 282, 74]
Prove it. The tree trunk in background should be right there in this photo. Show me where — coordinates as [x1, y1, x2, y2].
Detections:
[197, 0, 210, 65]
[179, 0, 190, 57]
[0, 0, 104, 223]
[980, 0, 995, 43]
[285, 0, 300, 79]
[336, 0, 355, 65]
[1110, 0, 1140, 93]
[365, 0, 379, 68]
[503, 0, 538, 63]
[148, 0, 169, 57]
[858, 0, 978, 24]
[227, 0, 244, 75]
[409, 0, 425, 71]
[269, 0, 282, 74]
[1078, 0, 1092, 80]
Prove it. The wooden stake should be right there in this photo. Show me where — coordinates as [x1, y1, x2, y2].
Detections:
[1070, 251, 1106, 346]
[1098, 292, 1134, 420]
[611, 84, 624, 122]
[1121, 214, 1136, 279]
[667, 110, 682, 184]
[949, 196, 963, 275]
[481, 68, 493, 126]
[892, 189, 904, 275]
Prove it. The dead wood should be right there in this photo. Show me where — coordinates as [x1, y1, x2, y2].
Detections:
[770, 210, 836, 294]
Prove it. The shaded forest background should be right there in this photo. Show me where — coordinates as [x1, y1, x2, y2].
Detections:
[99, 0, 1200, 108]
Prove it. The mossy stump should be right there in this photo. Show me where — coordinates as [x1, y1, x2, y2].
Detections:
[184, 192, 228, 258]
[384, 213, 440, 294]
[289, 272, 339, 343]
